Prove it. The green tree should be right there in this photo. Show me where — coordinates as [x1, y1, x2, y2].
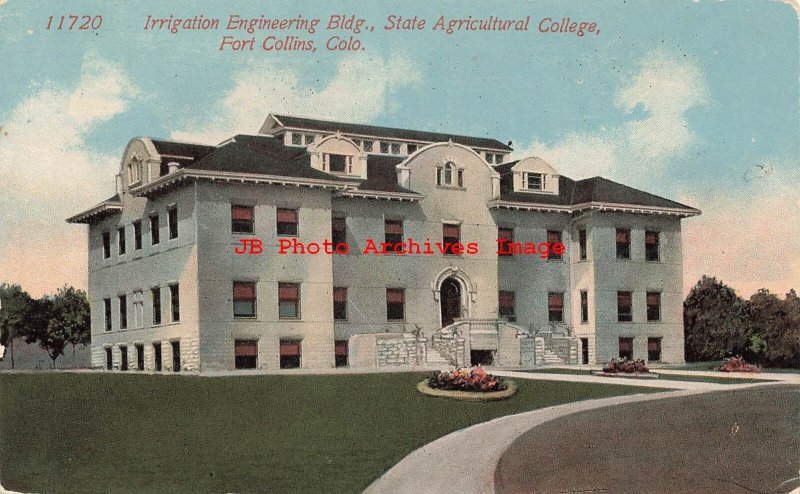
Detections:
[0, 283, 32, 369]
[683, 276, 752, 361]
[21, 296, 59, 368]
[52, 286, 91, 359]
[748, 289, 800, 367]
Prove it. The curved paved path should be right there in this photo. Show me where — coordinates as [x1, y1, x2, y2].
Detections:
[365, 372, 798, 494]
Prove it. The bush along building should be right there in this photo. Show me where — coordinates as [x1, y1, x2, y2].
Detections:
[67, 114, 700, 371]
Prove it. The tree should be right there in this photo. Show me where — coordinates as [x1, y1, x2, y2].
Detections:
[683, 276, 752, 361]
[748, 289, 800, 367]
[0, 283, 32, 369]
[21, 296, 59, 368]
[52, 286, 91, 359]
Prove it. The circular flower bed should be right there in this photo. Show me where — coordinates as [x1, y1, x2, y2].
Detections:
[719, 356, 761, 373]
[418, 367, 517, 401]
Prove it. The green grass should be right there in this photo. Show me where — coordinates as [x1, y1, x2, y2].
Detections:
[521, 367, 773, 384]
[1, 372, 661, 494]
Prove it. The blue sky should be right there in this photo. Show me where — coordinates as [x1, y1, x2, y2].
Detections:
[0, 0, 798, 297]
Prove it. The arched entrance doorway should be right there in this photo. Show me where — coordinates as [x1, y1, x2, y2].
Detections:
[440, 277, 462, 327]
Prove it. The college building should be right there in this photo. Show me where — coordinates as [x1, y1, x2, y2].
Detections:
[67, 113, 700, 371]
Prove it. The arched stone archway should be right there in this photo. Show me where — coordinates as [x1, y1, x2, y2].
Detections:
[432, 266, 476, 328]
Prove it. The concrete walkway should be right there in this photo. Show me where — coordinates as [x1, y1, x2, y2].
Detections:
[364, 371, 798, 494]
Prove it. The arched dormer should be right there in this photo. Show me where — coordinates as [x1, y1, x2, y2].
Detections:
[119, 137, 161, 194]
[308, 133, 368, 179]
[511, 157, 560, 195]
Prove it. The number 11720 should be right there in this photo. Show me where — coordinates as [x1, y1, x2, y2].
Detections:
[46, 15, 103, 31]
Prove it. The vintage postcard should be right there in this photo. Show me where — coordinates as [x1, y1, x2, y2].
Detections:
[1, 0, 798, 493]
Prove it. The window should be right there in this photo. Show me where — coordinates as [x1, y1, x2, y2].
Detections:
[437, 161, 462, 187]
[617, 291, 633, 322]
[135, 344, 144, 371]
[457, 169, 464, 187]
[117, 227, 126, 255]
[497, 228, 514, 257]
[580, 290, 589, 323]
[390, 142, 401, 155]
[151, 287, 162, 325]
[548, 292, 564, 322]
[171, 341, 181, 372]
[105, 347, 112, 370]
[547, 231, 563, 260]
[335, 340, 348, 367]
[352, 139, 361, 149]
[498, 291, 516, 322]
[328, 154, 347, 173]
[278, 283, 300, 319]
[619, 337, 634, 360]
[363, 140, 373, 152]
[384, 220, 403, 253]
[169, 284, 180, 322]
[647, 292, 661, 322]
[407, 143, 418, 154]
[333, 287, 347, 320]
[648, 337, 662, 362]
[235, 339, 258, 369]
[524, 172, 544, 190]
[153, 343, 162, 371]
[616, 228, 630, 259]
[276, 208, 298, 236]
[104, 298, 112, 331]
[133, 220, 142, 250]
[645, 231, 660, 262]
[168, 207, 178, 239]
[442, 224, 461, 256]
[291, 132, 303, 145]
[280, 339, 301, 369]
[579, 229, 587, 260]
[486, 153, 495, 164]
[233, 282, 257, 318]
[149, 215, 160, 245]
[331, 217, 346, 245]
[380, 141, 390, 154]
[102, 232, 111, 259]
[231, 205, 254, 234]
[133, 291, 144, 329]
[386, 288, 405, 321]
[120, 346, 128, 371]
[495, 154, 504, 164]
[304, 134, 315, 145]
[118, 295, 127, 330]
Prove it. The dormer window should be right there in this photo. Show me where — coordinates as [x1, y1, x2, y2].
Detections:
[390, 143, 401, 155]
[363, 140, 374, 152]
[127, 159, 143, 184]
[291, 133, 303, 145]
[407, 144, 418, 154]
[325, 154, 353, 174]
[486, 153, 495, 164]
[437, 161, 464, 188]
[304, 134, 315, 145]
[523, 172, 545, 191]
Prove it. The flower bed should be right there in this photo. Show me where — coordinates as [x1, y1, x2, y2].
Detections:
[719, 356, 761, 373]
[590, 358, 659, 378]
[418, 367, 517, 401]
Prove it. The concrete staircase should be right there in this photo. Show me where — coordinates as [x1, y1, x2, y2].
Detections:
[542, 348, 566, 365]
[426, 346, 452, 367]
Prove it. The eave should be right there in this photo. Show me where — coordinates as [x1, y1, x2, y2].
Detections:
[488, 200, 573, 213]
[572, 201, 701, 217]
[66, 202, 123, 224]
[338, 190, 423, 202]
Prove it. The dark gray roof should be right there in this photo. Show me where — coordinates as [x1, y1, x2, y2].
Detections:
[272, 114, 513, 151]
[151, 139, 215, 160]
[358, 156, 419, 195]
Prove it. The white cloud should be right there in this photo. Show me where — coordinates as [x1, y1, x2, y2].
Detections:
[514, 50, 709, 185]
[171, 55, 423, 144]
[0, 52, 138, 296]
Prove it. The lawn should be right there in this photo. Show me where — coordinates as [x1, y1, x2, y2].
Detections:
[521, 368, 773, 384]
[1, 372, 661, 494]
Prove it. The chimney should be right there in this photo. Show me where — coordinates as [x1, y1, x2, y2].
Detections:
[116, 173, 123, 195]
[167, 161, 180, 174]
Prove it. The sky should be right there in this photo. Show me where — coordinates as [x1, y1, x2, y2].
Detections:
[0, 0, 798, 298]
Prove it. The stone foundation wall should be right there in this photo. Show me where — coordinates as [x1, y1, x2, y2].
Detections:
[376, 333, 424, 367]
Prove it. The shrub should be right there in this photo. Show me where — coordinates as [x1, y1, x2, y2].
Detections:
[602, 358, 650, 374]
[719, 356, 761, 373]
[427, 367, 508, 392]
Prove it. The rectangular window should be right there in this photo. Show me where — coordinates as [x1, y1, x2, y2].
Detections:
[231, 205, 255, 234]
[547, 230, 563, 260]
[276, 208, 298, 236]
[442, 224, 461, 256]
[407, 144, 418, 154]
[333, 287, 347, 320]
[363, 140, 373, 152]
[548, 292, 564, 322]
[647, 337, 662, 362]
[457, 169, 464, 187]
[102, 232, 111, 259]
[117, 227, 126, 255]
[153, 343, 162, 371]
[133, 220, 142, 250]
[278, 282, 300, 319]
[304, 134, 315, 145]
[616, 228, 631, 260]
[171, 341, 181, 372]
[104, 298, 112, 331]
[135, 343, 144, 371]
[498, 291, 516, 322]
[619, 337, 634, 360]
[150, 215, 160, 245]
[525, 172, 544, 190]
[495, 154, 504, 164]
[118, 295, 127, 330]
[291, 132, 303, 145]
[647, 291, 661, 322]
[169, 284, 180, 322]
[498, 228, 514, 257]
[280, 339, 302, 369]
[331, 217, 346, 245]
[579, 229, 587, 260]
[132, 291, 144, 328]
[151, 287, 162, 325]
[380, 141, 390, 154]
[329, 154, 347, 173]
[645, 231, 660, 262]
[436, 167, 442, 186]
[580, 290, 589, 323]
[617, 291, 633, 322]
[120, 346, 128, 371]
[335, 340, 348, 367]
[105, 347, 112, 370]
[386, 288, 405, 321]
[384, 219, 404, 253]
[486, 153, 495, 164]
[234, 339, 258, 369]
[390, 142, 401, 155]
[233, 282, 257, 318]
[168, 207, 178, 239]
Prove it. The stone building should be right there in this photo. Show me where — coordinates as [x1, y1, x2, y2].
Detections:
[67, 114, 700, 371]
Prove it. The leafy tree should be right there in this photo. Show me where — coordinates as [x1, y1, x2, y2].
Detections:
[0, 283, 32, 369]
[683, 276, 752, 361]
[748, 289, 800, 368]
[21, 296, 59, 367]
[52, 286, 91, 359]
